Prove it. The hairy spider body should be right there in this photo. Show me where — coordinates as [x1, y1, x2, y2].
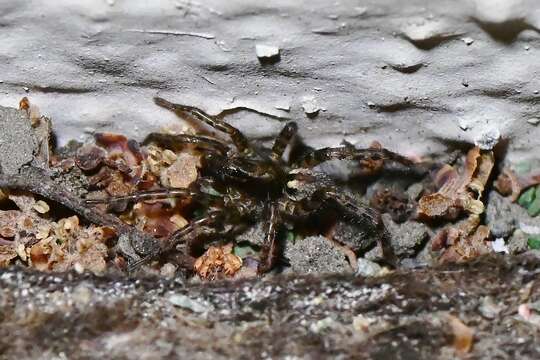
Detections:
[87, 97, 421, 273]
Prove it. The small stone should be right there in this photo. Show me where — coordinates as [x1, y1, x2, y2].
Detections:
[75, 144, 107, 171]
[367, 101, 376, 108]
[284, 235, 350, 274]
[160, 263, 177, 278]
[473, 125, 500, 150]
[161, 153, 199, 188]
[462, 37, 474, 45]
[524, 45, 530, 51]
[16, 243, 27, 261]
[74, 262, 85, 274]
[169, 294, 213, 313]
[382, 214, 429, 257]
[356, 258, 383, 277]
[32, 200, 50, 214]
[458, 119, 469, 131]
[491, 238, 509, 254]
[461, 79, 469, 87]
[301, 97, 320, 118]
[527, 118, 540, 126]
[486, 192, 517, 238]
[479, 296, 502, 319]
[510, 230, 534, 254]
[309, 317, 335, 333]
[255, 44, 280, 64]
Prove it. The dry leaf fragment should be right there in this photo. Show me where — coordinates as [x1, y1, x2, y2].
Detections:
[0, 245, 17, 267]
[447, 314, 474, 355]
[194, 244, 243, 280]
[418, 147, 494, 219]
[33, 200, 50, 214]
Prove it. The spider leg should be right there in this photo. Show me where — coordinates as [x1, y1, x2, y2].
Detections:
[257, 203, 282, 274]
[319, 190, 397, 267]
[84, 187, 218, 205]
[154, 96, 251, 154]
[143, 133, 229, 155]
[127, 211, 223, 272]
[270, 122, 298, 161]
[296, 145, 421, 174]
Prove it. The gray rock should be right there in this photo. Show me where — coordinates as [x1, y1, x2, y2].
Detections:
[473, 125, 501, 150]
[382, 214, 429, 257]
[485, 192, 540, 239]
[508, 229, 529, 254]
[0, 106, 36, 174]
[168, 294, 213, 313]
[485, 192, 518, 238]
[301, 96, 320, 118]
[356, 258, 383, 277]
[528, 118, 540, 126]
[284, 235, 351, 274]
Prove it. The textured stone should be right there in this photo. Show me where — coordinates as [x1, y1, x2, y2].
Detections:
[0, 107, 36, 174]
[284, 235, 351, 274]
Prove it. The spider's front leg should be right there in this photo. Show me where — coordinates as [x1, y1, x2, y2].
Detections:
[154, 96, 253, 154]
[257, 203, 282, 274]
[143, 133, 229, 155]
[127, 210, 223, 272]
[84, 187, 204, 205]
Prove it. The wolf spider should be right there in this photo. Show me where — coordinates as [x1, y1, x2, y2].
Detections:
[87, 97, 422, 273]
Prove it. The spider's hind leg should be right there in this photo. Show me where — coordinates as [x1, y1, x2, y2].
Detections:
[319, 190, 397, 268]
[297, 145, 426, 177]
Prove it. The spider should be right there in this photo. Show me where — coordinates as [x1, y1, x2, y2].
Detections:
[86, 97, 423, 273]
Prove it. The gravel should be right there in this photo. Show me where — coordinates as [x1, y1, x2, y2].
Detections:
[284, 235, 351, 274]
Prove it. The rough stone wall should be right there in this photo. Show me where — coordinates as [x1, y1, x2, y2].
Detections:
[0, 0, 538, 163]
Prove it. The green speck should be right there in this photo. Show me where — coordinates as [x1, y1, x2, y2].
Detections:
[193, 208, 205, 218]
[286, 231, 296, 243]
[518, 187, 536, 208]
[233, 243, 258, 258]
[528, 237, 540, 249]
[514, 161, 532, 176]
[527, 195, 540, 217]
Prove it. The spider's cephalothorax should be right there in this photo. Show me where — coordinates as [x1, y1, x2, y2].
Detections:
[87, 97, 423, 273]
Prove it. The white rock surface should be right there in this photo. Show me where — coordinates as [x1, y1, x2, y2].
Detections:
[0, 0, 538, 164]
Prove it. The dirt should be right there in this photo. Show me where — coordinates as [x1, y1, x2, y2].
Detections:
[1, 253, 539, 359]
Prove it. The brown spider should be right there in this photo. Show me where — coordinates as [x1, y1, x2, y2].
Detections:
[86, 97, 423, 273]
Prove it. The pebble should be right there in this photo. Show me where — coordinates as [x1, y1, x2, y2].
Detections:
[169, 294, 213, 313]
[301, 97, 320, 118]
[255, 44, 280, 64]
[356, 258, 383, 277]
[284, 235, 350, 274]
[491, 238, 509, 254]
[473, 125, 500, 150]
[527, 118, 540, 126]
[462, 37, 475, 45]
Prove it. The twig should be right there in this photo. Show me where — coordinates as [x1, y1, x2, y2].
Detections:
[0, 166, 161, 261]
